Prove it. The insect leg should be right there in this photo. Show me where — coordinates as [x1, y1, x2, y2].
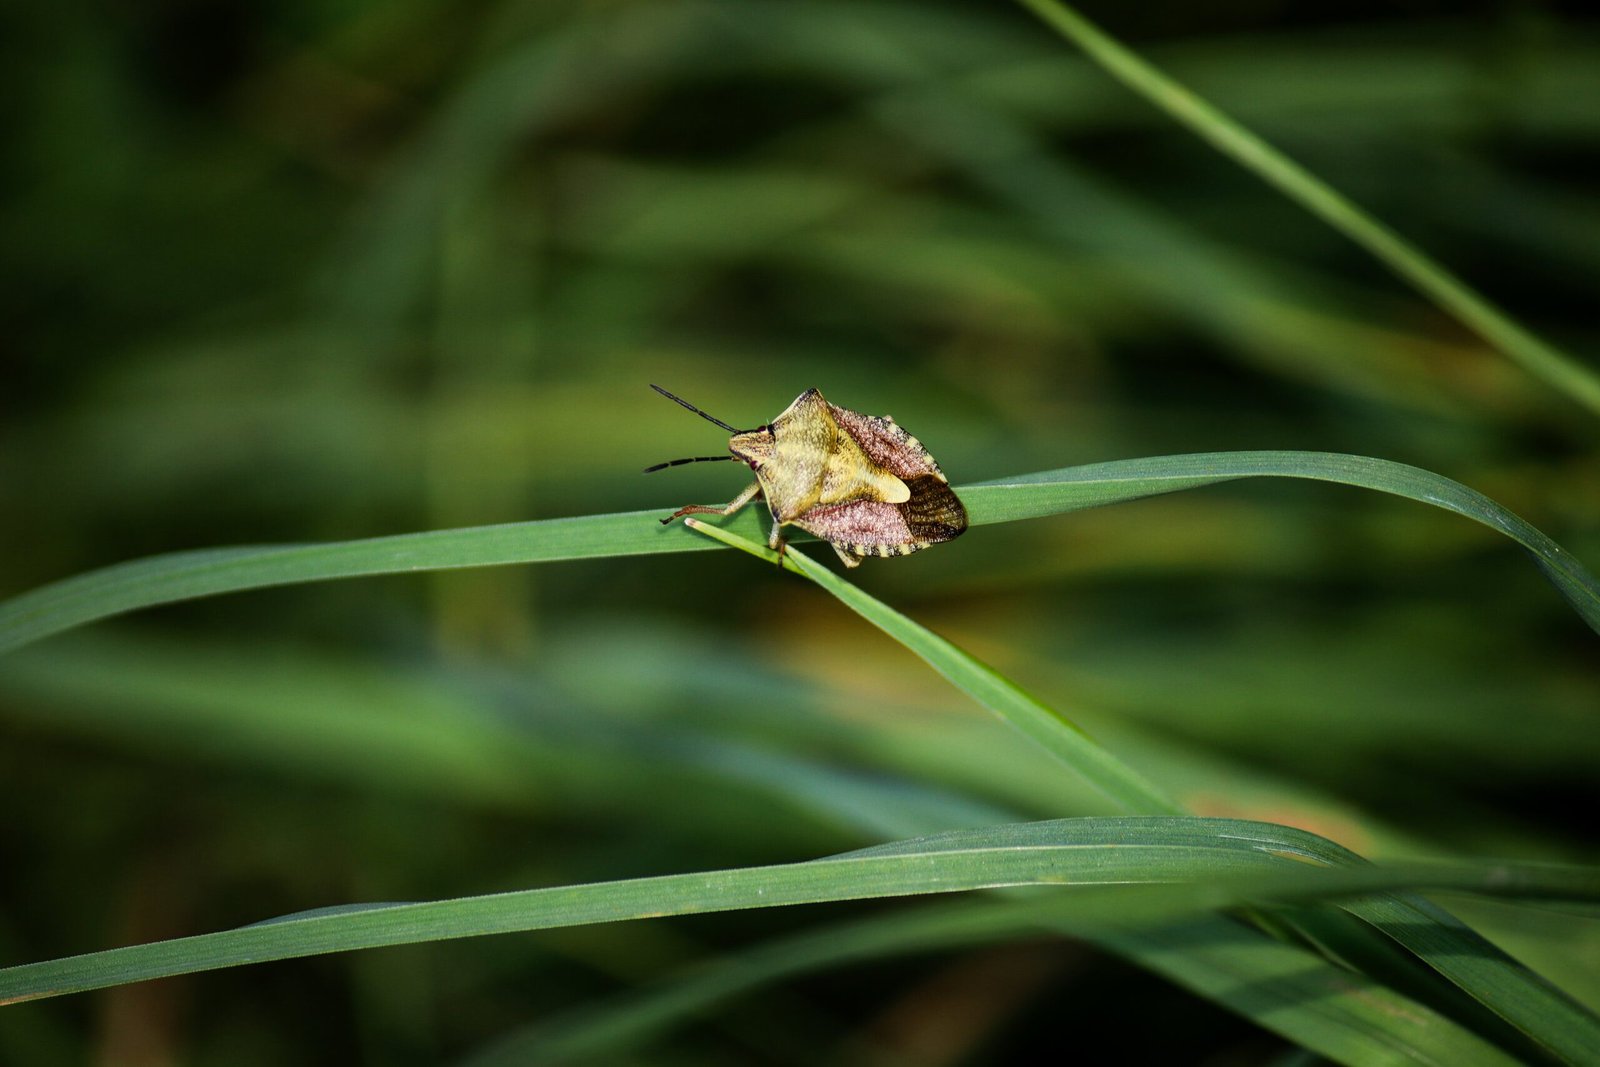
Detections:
[661, 481, 762, 525]
[829, 543, 863, 569]
[761, 527, 787, 566]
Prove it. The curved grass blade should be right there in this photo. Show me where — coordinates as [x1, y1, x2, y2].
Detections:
[1, 452, 1594, 655]
[685, 519, 1179, 815]
[3, 816, 1594, 1007]
[1097, 914, 1523, 1067]
[0, 506, 763, 656]
[693, 524, 1600, 1063]
[965, 452, 1600, 634]
[1012, 0, 1600, 417]
[462, 903, 1527, 1067]
[903, 823, 1600, 1065]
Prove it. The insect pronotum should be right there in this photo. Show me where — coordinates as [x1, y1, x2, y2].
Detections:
[645, 385, 967, 567]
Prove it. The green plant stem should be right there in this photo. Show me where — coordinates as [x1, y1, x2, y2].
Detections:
[1013, 0, 1600, 417]
[683, 518, 1181, 815]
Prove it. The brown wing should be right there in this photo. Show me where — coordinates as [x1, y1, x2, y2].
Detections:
[900, 475, 966, 543]
[794, 477, 966, 559]
[826, 404, 946, 482]
[792, 499, 916, 557]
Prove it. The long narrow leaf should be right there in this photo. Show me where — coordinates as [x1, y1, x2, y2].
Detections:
[692, 523, 1600, 1063]
[970, 452, 1600, 633]
[1012, 0, 1600, 416]
[465, 904, 1531, 1067]
[3, 816, 1593, 1007]
[686, 518, 1179, 814]
[1, 452, 1593, 654]
[1097, 915, 1520, 1067]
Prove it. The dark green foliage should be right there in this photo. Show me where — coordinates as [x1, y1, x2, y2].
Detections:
[2, 1, 1598, 1064]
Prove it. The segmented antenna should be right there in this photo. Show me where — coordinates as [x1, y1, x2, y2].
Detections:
[642, 455, 739, 474]
[650, 384, 739, 433]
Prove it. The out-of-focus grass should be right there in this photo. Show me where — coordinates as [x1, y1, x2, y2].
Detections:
[1019, 0, 1600, 413]
[2, 0, 1598, 1062]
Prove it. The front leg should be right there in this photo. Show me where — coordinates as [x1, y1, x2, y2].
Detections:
[661, 481, 762, 525]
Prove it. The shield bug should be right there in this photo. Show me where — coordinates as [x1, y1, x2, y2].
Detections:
[645, 385, 967, 567]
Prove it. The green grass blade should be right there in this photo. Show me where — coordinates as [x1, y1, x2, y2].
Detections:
[0, 506, 761, 656]
[966, 452, 1600, 633]
[3, 816, 1594, 1007]
[468, 904, 1530, 1067]
[1344, 892, 1600, 1066]
[1012, 0, 1600, 417]
[685, 518, 1180, 814]
[1, 452, 1594, 654]
[692, 524, 1600, 1063]
[1095, 915, 1523, 1067]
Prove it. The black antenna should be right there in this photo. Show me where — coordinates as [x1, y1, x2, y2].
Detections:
[643, 455, 739, 474]
[650, 384, 739, 434]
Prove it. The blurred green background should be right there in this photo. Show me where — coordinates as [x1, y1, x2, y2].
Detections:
[2, 0, 1598, 1062]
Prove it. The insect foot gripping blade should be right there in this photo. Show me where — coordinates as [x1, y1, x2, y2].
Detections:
[645, 385, 967, 565]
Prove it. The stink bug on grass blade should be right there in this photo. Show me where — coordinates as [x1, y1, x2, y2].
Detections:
[645, 385, 967, 567]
